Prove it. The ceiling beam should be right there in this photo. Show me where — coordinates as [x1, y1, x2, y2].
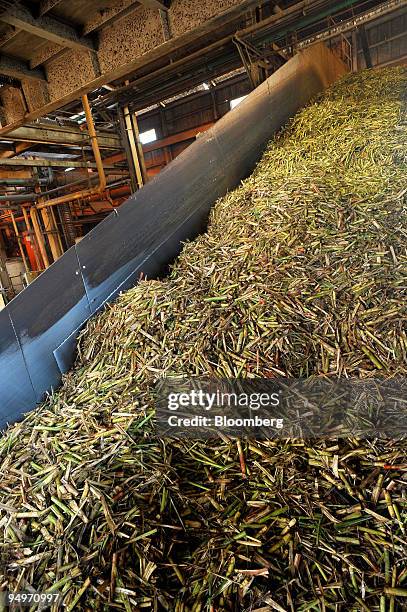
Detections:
[39, 0, 64, 18]
[0, 4, 95, 51]
[4, 124, 121, 149]
[0, 142, 32, 159]
[0, 25, 20, 47]
[0, 157, 116, 169]
[0, 0, 346, 133]
[0, 54, 46, 81]
[29, 43, 66, 69]
[137, 0, 170, 11]
[82, 0, 140, 36]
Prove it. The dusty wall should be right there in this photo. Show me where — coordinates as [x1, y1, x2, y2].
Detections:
[169, 0, 244, 38]
[45, 49, 98, 100]
[98, 7, 164, 74]
[22, 80, 50, 113]
[0, 87, 26, 124]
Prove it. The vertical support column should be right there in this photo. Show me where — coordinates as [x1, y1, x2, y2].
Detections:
[159, 106, 172, 168]
[0, 232, 12, 305]
[358, 25, 372, 69]
[22, 207, 43, 271]
[124, 105, 144, 189]
[40, 206, 63, 262]
[82, 94, 106, 192]
[9, 210, 30, 274]
[30, 206, 50, 269]
[122, 105, 147, 190]
[118, 108, 138, 193]
[132, 112, 148, 185]
[50, 207, 64, 255]
[351, 30, 358, 72]
[210, 88, 219, 121]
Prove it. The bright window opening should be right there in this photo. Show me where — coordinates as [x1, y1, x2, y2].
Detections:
[230, 95, 247, 110]
[69, 112, 85, 120]
[139, 128, 157, 145]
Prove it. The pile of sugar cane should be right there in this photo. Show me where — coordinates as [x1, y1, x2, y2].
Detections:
[0, 67, 406, 611]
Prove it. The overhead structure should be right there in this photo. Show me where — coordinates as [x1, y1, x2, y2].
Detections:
[0, 0, 403, 133]
[0, 4, 95, 50]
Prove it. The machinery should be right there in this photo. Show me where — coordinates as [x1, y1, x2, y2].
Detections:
[0, 43, 347, 428]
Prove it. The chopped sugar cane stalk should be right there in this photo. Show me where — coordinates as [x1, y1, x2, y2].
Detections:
[0, 67, 406, 610]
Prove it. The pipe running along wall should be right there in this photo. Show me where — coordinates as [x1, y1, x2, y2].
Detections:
[0, 44, 347, 428]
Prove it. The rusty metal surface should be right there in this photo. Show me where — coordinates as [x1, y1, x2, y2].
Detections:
[0, 44, 347, 429]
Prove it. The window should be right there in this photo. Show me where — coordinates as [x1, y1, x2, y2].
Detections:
[230, 95, 247, 110]
[139, 128, 157, 145]
[69, 112, 85, 120]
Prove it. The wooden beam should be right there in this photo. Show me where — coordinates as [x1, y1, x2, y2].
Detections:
[82, 0, 140, 36]
[0, 4, 95, 51]
[0, 26, 20, 47]
[0, 54, 46, 81]
[30, 43, 66, 69]
[358, 25, 373, 68]
[0, 142, 32, 159]
[143, 122, 214, 153]
[0, 168, 32, 178]
[39, 0, 64, 17]
[138, 0, 170, 10]
[104, 121, 215, 166]
[5, 124, 121, 149]
[0, 157, 116, 169]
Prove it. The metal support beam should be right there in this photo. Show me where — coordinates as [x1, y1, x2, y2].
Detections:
[233, 36, 271, 88]
[131, 111, 148, 185]
[0, 54, 46, 81]
[0, 158, 116, 169]
[39, 0, 64, 17]
[0, 26, 20, 47]
[0, 237, 12, 302]
[358, 24, 373, 68]
[29, 44, 67, 70]
[4, 124, 121, 149]
[82, 0, 139, 36]
[121, 105, 145, 189]
[0, 142, 32, 160]
[40, 206, 63, 262]
[294, 0, 406, 52]
[10, 209, 30, 274]
[30, 206, 50, 269]
[138, 0, 170, 10]
[159, 9, 172, 40]
[0, 4, 95, 51]
[22, 206, 43, 271]
[118, 108, 138, 192]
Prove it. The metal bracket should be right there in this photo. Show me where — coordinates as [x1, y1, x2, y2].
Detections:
[233, 35, 287, 89]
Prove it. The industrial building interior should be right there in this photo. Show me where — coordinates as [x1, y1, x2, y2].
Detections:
[0, 0, 404, 303]
[0, 0, 406, 610]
